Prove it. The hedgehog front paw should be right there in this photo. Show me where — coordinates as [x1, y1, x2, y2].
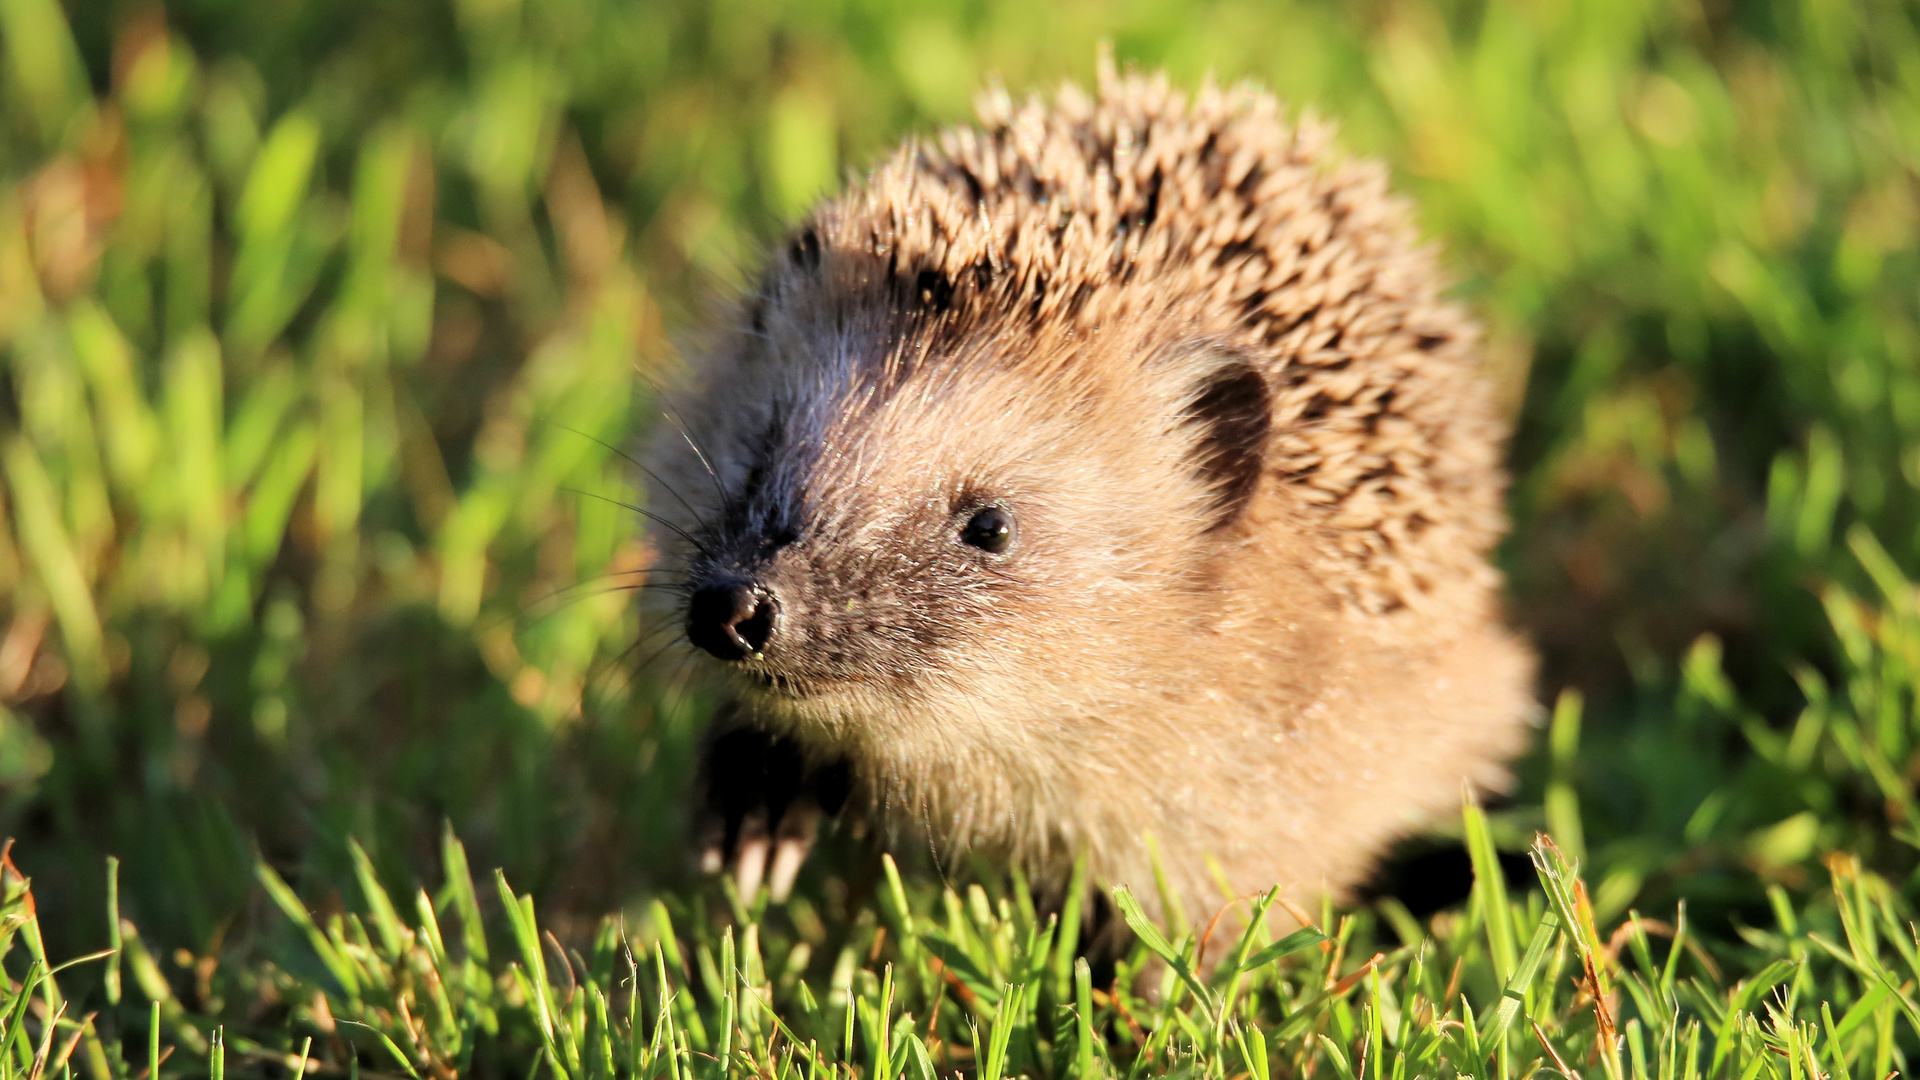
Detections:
[696, 724, 851, 902]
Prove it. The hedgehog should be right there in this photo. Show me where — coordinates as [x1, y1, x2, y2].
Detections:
[644, 63, 1538, 924]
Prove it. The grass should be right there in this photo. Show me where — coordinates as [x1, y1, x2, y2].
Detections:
[2, 0, 1920, 1076]
[18, 807, 1920, 1080]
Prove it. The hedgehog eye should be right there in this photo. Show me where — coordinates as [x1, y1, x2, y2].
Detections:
[960, 507, 1014, 554]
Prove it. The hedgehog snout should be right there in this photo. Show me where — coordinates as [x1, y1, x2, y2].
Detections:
[687, 580, 780, 661]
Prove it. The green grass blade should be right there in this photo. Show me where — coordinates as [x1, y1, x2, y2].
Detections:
[1111, 886, 1217, 1020]
[1240, 926, 1328, 972]
[1479, 912, 1560, 1049]
[254, 860, 362, 1001]
[340, 1022, 421, 1080]
[347, 840, 408, 958]
[1464, 797, 1516, 981]
[495, 872, 569, 1080]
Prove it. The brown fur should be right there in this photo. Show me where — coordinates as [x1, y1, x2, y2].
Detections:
[648, 63, 1537, 920]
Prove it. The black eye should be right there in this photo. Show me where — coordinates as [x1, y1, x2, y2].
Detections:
[960, 506, 1014, 554]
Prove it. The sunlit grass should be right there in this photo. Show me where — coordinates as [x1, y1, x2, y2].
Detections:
[16, 818, 1920, 1080]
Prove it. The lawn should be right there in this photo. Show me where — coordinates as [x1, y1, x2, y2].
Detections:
[3, 0, 1920, 1077]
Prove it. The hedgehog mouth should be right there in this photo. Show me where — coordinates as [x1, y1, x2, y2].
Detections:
[738, 658, 878, 701]
[745, 668, 816, 698]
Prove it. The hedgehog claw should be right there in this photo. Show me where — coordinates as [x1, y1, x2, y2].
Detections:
[697, 812, 727, 875]
[697, 718, 850, 903]
[767, 799, 822, 902]
[733, 809, 771, 901]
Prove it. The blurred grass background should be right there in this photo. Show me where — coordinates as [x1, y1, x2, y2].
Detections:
[3, 0, 1920, 1045]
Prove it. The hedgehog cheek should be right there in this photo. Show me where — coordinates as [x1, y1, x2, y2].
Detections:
[1180, 351, 1273, 531]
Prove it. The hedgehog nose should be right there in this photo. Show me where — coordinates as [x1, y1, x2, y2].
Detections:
[687, 582, 779, 661]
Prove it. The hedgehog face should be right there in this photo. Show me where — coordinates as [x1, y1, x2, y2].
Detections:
[665, 333, 1271, 731]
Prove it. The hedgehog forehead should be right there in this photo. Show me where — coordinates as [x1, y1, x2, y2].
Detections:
[725, 343, 1136, 542]
[774, 349, 1076, 501]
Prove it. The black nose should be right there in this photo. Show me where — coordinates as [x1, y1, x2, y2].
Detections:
[687, 582, 779, 661]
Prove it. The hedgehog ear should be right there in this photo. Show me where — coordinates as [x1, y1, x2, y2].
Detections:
[1181, 351, 1271, 531]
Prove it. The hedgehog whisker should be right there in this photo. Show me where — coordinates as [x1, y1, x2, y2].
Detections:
[627, 629, 695, 678]
[587, 622, 688, 700]
[635, 378, 735, 522]
[580, 621, 678, 701]
[551, 421, 717, 537]
[522, 575, 692, 620]
[658, 404, 732, 515]
[560, 487, 716, 559]
[659, 650, 701, 710]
